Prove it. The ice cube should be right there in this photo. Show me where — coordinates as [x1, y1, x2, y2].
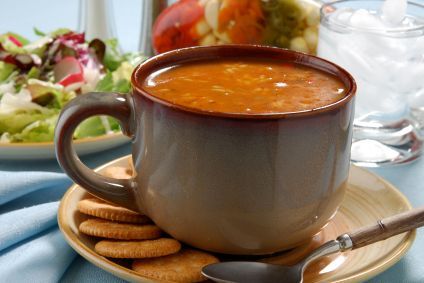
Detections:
[381, 0, 407, 26]
[392, 63, 424, 93]
[408, 87, 424, 109]
[357, 82, 407, 118]
[349, 9, 384, 29]
[355, 35, 406, 64]
[410, 37, 424, 60]
[331, 7, 354, 26]
[337, 43, 375, 78]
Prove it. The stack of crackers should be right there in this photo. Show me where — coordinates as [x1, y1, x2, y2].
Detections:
[77, 166, 219, 283]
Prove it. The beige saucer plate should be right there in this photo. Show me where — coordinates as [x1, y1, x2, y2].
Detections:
[58, 155, 415, 283]
[0, 132, 129, 160]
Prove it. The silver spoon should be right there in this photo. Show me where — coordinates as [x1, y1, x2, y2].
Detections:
[202, 206, 424, 283]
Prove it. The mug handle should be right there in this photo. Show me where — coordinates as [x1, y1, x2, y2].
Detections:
[55, 92, 138, 211]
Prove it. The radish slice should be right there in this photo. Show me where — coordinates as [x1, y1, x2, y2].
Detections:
[54, 57, 85, 87]
[59, 73, 85, 88]
[64, 81, 86, 92]
[8, 35, 23, 47]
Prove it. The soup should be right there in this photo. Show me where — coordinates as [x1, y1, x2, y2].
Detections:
[143, 58, 346, 114]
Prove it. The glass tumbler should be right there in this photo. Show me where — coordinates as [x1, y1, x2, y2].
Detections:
[318, 0, 424, 167]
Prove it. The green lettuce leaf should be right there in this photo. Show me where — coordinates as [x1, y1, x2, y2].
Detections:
[12, 114, 58, 142]
[0, 110, 53, 135]
[103, 39, 124, 71]
[0, 62, 16, 82]
[26, 79, 75, 109]
[33, 27, 46, 37]
[95, 71, 131, 93]
[112, 61, 133, 82]
[49, 28, 72, 37]
[111, 61, 133, 93]
[124, 52, 147, 67]
[95, 72, 114, 92]
[27, 67, 41, 79]
[113, 79, 131, 93]
[74, 116, 120, 139]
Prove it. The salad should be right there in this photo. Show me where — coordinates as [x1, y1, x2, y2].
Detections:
[152, 0, 320, 54]
[0, 28, 145, 143]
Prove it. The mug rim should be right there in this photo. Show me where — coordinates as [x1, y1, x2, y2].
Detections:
[131, 45, 356, 120]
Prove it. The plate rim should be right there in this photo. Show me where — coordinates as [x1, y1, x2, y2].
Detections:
[333, 167, 416, 283]
[59, 155, 156, 283]
[0, 131, 125, 148]
[58, 155, 416, 283]
[0, 132, 129, 160]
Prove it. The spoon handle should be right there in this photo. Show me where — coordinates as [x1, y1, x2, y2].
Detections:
[347, 206, 424, 250]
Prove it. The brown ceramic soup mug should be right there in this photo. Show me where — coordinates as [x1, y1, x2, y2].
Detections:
[55, 45, 356, 255]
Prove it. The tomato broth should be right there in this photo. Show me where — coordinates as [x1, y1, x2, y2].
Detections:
[143, 58, 346, 114]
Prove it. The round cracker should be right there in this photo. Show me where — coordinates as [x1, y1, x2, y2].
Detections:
[132, 249, 219, 282]
[79, 218, 161, 240]
[78, 198, 150, 223]
[95, 238, 181, 259]
[102, 166, 132, 179]
[127, 156, 134, 175]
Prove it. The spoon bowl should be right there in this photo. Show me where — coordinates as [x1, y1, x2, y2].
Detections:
[203, 261, 302, 283]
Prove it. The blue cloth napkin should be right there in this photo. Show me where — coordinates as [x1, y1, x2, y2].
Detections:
[0, 171, 76, 283]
